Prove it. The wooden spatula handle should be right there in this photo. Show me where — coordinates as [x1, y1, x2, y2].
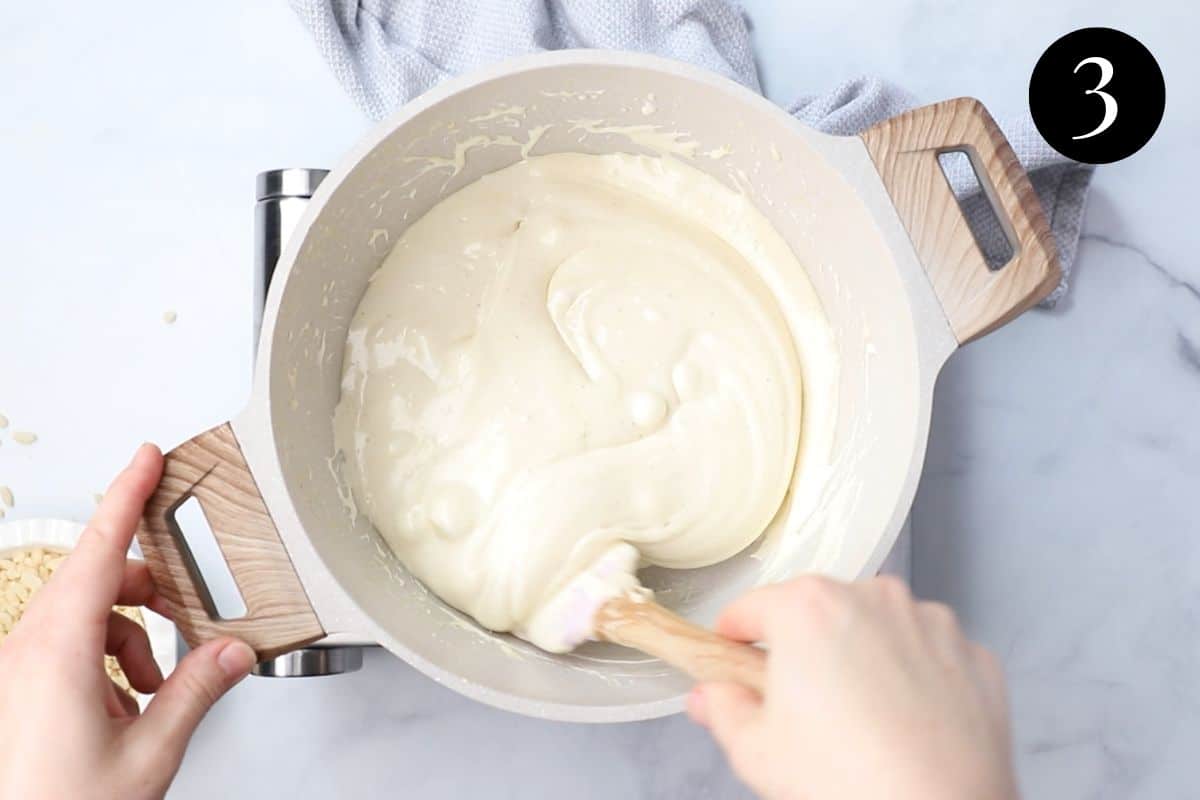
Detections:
[595, 594, 767, 694]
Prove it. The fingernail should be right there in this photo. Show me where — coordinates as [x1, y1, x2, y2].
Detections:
[131, 444, 150, 467]
[217, 640, 256, 680]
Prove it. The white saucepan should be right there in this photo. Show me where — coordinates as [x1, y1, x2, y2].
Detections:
[136, 51, 1059, 722]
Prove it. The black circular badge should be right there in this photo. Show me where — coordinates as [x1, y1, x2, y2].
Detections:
[1029, 27, 1165, 164]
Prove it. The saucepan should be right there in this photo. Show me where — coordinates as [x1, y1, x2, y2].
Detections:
[136, 51, 1059, 722]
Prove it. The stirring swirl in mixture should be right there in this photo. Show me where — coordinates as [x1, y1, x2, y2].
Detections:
[334, 153, 813, 651]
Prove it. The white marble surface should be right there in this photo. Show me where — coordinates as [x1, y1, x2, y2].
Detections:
[1, 1, 1196, 797]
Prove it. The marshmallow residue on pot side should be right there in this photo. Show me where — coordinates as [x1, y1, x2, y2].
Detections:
[333, 152, 826, 651]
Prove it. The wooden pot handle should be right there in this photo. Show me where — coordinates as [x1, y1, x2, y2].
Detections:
[861, 98, 1062, 344]
[136, 423, 325, 659]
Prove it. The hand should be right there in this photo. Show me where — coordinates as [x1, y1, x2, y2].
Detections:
[689, 576, 1017, 800]
[0, 444, 257, 800]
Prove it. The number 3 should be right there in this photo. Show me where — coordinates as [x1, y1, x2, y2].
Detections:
[1073, 56, 1118, 140]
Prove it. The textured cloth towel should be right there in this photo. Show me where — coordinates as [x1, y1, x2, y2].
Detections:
[290, 0, 1092, 304]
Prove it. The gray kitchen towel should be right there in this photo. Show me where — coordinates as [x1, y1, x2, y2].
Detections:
[290, 0, 1092, 305]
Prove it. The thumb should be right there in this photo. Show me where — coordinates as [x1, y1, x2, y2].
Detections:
[135, 638, 255, 766]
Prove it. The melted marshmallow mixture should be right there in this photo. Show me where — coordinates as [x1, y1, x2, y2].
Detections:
[334, 152, 822, 652]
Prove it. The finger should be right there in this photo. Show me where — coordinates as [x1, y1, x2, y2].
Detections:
[41, 445, 163, 633]
[93, 444, 164, 543]
[686, 684, 711, 726]
[104, 678, 140, 719]
[969, 643, 1010, 717]
[697, 682, 762, 735]
[917, 601, 967, 660]
[116, 559, 173, 619]
[714, 582, 797, 643]
[693, 683, 766, 778]
[716, 576, 843, 643]
[148, 598, 174, 620]
[115, 559, 155, 605]
[868, 575, 917, 615]
[134, 638, 255, 766]
[106, 612, 164, 694]
[116, 684, 140, 717]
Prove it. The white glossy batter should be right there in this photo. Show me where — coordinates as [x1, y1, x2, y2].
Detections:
[334, 152, 822, 652]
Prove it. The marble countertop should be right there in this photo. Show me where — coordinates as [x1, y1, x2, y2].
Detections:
[2, 2, 1195, 797]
